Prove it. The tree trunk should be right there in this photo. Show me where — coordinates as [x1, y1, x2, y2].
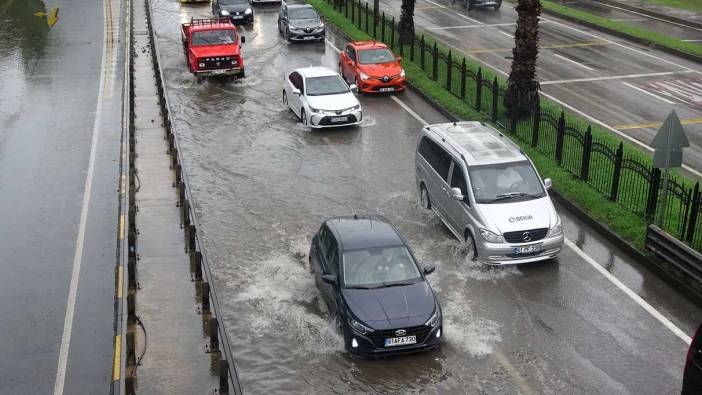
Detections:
[398, 0, 416, 43]
[506, 0, 542, 115]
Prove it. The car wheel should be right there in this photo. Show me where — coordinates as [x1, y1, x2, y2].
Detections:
[301, 108, 307, 125]
[339, 63, 345, 82]
[419, 184, 431, 210]
[278, 20, 282, 34]
[467, 0, 473, 10]
[354, 77, 361, 94]
[286, 28, 293, 42]
[494, 0, 501, 10]
[282, 90, 288, 107]
[464, 231, 477, 261]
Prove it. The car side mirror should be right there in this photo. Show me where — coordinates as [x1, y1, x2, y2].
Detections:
[396, 55, 403, 62]
[322, 274, 338, 285]
[544, 178, 552, 190]
[423, 265, 435, 275]
[347, 60, 354, 66]
[291, 87, 301, 95]
[450, 187, 464, 201]
[240, 36, 246, 44]
[349, 83, 358, 93]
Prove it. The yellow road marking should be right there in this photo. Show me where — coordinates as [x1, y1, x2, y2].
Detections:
[119, 214, 125, 240]
[616, 117, 702, 130]
[117, 266, 123, 298]
[120, 174, 125, 194]
[112, 335, 121, 381]
[466, 40, 608, 54]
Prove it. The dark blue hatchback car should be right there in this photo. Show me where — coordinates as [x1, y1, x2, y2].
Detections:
[310, 214, 442, 356]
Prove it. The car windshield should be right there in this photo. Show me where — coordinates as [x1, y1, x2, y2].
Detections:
[305, 75, 349, 96]
[220, 0, 248, 4]
[469, 161, 546, 204]
[358, 48, 396, 64]
[343, 246, 422, 289]
[191, 29, 236, 46]
[289, 8, 319, 20]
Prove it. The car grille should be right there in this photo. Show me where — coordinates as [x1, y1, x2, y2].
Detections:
[503, 228, 548, 243]
[369, 73, 400, 82]
[367, 325, 432, 348]
[318, 114, 357, 126]
[198, 56, 239, 70]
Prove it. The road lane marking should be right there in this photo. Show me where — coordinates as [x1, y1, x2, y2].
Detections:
[565, 239, 692, 345]
[622, 81, 675, 104]
[119, 214, 125, 240]
[500, 31, 513, 39]
[553, 53, 595, 71]
[615, 117, 702, 130]
[596, 2, 702, 33]
[112, 335, 121, 381]
[494, 348, 536, 395]
[117, 266, 123, 298]
[466, 40, 609, 54]
[648, 80, 702, 105]
[540, 70, 693, 85]
[391, 96, 430, 125]
[541, 17, 702, 74]
[610, 18, 647, 22]
[423, 0, 483, 24]
[53, 0, 111, 393]
[683, 39, 702, 42]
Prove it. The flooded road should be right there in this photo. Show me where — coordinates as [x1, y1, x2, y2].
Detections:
[150, 1, 700, 393]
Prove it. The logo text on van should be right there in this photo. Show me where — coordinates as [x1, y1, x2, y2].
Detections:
[509, 215, 533, 223]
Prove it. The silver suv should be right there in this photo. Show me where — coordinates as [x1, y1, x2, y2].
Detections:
[415, 121, 564, 265]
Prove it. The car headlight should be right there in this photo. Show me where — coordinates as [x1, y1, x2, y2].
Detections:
[479, 228, 504, 243]
[424, 306, 440, 328]
[350, 104, 360, 111]
[220, 10, 230, 16]
[359, 72, 369, 80]
[549, 220, 563, 237]
[288, 25, 298, 30]
[198, 62, 205, 68]
[400, 69, 405, 78]
[309, 107, 320, 113]
[348, 317, 374, 335]
[245, 8, 252, 14]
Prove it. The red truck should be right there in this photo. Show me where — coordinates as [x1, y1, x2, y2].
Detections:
[181, 17, 246, 78]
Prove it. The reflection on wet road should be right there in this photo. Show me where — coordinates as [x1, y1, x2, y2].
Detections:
[151, 0, 700, 393]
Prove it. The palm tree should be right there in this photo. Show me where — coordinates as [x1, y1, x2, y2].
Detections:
[398, 0, 416, 43]
[506, 0, 542, 115]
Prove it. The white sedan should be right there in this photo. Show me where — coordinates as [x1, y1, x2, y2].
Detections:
[283, 66, 363, 129]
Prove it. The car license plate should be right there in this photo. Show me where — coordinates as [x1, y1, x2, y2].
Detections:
[385, 336, 416, 347]
[211, 69, 227, 75]
[330, 116, 348, 122]
[232, 15, 244, 19]
[379, 87, 394, 92]
[513, 245, 541, 254]
[303, 36, 315, 40]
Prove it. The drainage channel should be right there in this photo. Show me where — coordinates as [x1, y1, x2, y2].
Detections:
[120, 0, 243, 393]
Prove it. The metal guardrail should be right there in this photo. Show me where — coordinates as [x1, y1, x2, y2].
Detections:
[141, 0, 243, 393]
[646, 225, 702, 285]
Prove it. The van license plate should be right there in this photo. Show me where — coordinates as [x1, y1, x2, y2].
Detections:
[330, 116, 348, 122]
[232, 15, 244, 19]
[211, 69, 227, 75]
[384, 336, 416, 347]
[379, 87, 394, 92]
[514, 245, 540, 254]
[303, 36, 315, 40]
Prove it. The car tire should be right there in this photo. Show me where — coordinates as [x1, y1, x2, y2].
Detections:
[419, 184, 431, 210]
[464, 231, 477, 261]
[301, 108, 307, 125]
[278, 20, 282, 35]
[339, 63, 345, 82]
[354, 77, 362, 94]
[286, 28, 293, 42]
[467, 0, 473, 10]
[282, 90, 288, 107]
[494, 0, 501, 10]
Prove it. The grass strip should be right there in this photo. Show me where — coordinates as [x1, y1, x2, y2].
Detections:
[309, 0, 649, 248]
[541, 0, 702, 59]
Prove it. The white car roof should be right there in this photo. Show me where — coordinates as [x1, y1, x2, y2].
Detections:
[425, 121, 525, 166]
[295, 66, 338, 79]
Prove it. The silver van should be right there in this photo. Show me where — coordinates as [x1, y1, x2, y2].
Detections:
[415, 121, 564, 265]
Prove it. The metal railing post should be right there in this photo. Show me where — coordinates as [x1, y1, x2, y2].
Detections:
[610, 142, 624, 202]
[581, 126, 593, 181]
[555, 112, 566, 164]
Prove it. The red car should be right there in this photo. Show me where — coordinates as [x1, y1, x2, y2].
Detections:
[181, 17, 246, 78]
[684, 323, 702, 394]
[338, 41, 405, 94]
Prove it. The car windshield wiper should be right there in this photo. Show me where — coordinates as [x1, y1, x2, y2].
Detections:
[487, 192, 540, 203]
[380, 281, 416, 288]
[345, 285, 373, 289]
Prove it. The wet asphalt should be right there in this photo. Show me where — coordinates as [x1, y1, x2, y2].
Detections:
[375, 0, 702, 175]
[0, 0, 124, 393]
[150, 0, 702, 393]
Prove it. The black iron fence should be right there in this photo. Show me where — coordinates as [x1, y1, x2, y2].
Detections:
[323, 0, 702, 253]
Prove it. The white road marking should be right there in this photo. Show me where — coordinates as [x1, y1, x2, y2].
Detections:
[683, 39, 702, 42]
[500, 31, 513, 39]
[423, 0, 483, 24]
[610, 18, 647, 22]
[553, 53, 595, 71]
[622, 81, 676, 104]
[565, 239, 692, 345]
[541, 17, 702, 74]
[426, 22, 521, 30]
[326, 39, 341, 53]
[597, 2, 702, 33]
[649, 80, 702, 105]
[53, 0, 110, 393]
[540, 70, 693, 85]
[391, 96, 430, 125]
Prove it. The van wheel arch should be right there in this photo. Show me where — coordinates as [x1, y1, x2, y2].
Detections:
[419, 183, 431, 210]
[464, 229, 477, 261]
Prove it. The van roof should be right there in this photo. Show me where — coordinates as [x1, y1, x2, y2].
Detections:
[425, 121, 524, 165]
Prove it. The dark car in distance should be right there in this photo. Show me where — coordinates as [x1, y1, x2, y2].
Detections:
[310, 215, 442, 356]
[212, 0, 254, 25]
[683, 323, 702, 394]
[278, 3, 325, 42]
